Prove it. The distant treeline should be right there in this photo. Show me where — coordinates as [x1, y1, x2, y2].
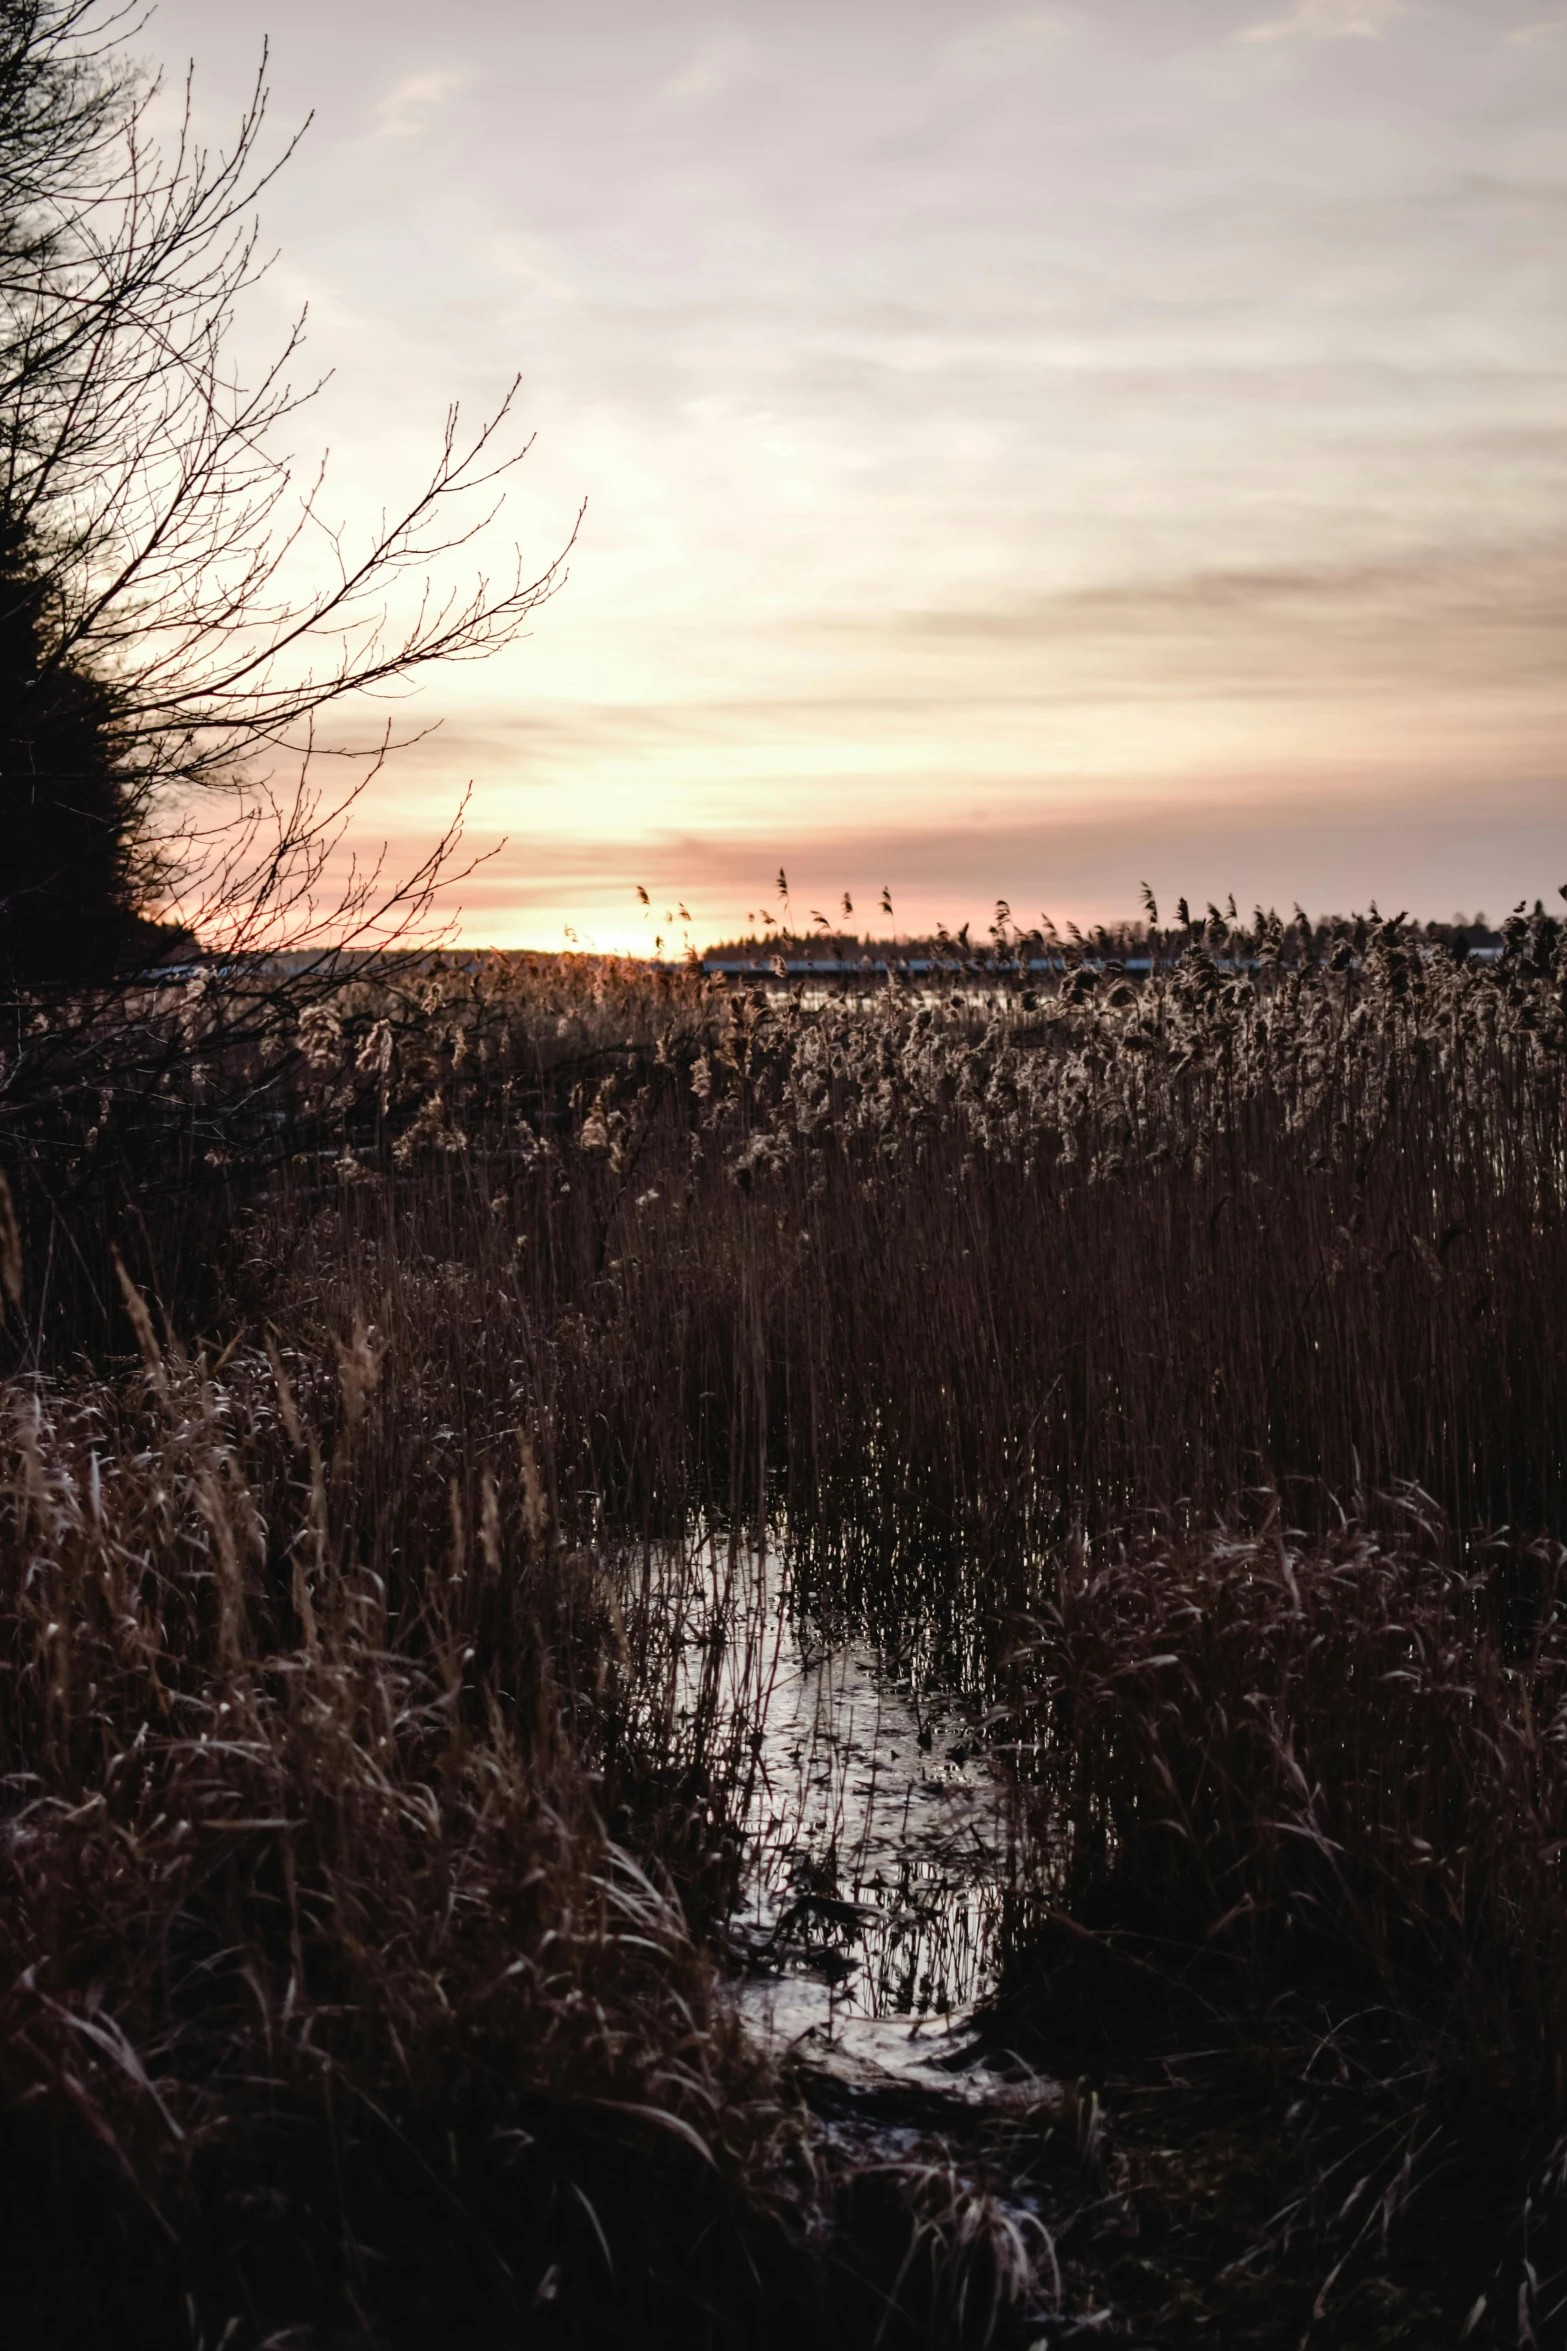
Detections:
[702, 902, 1522, 966]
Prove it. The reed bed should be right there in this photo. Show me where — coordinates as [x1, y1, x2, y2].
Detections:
[0, 1310, 784, 2340]
[991, 1504, 1567, 2340]
[0, 1305, 1056, 2345]
[2, 899, 1566, 2341]
[32, 904, 1561, 1541]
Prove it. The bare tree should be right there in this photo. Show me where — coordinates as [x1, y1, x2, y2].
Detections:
[0, 0, 574, 981]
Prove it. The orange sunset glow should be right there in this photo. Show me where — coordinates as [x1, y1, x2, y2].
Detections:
[154, 0, 1565, 947]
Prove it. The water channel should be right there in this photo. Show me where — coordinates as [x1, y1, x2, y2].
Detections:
[670, 1540, 1053, 2111]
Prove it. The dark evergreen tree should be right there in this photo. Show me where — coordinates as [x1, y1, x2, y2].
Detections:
[0, 521, 180, 983]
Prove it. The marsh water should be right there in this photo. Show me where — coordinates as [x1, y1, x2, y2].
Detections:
[668, 1540, 1043, 2107]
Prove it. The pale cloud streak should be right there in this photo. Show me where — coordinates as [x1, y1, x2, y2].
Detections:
[1241, 0, 1411, 42]
[661, 34, 758, 105]
[942, 11, 1068, 81]
[375, 67, 464, 139]
[1507, 15, 1567, 43]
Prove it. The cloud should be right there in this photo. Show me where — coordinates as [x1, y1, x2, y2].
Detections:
[376, 69, 465, 139]
[1241, 0, 1411, 43]
[943, 11, 1068, 81]
[852, 542, 1567, 711]
[1507, 14, 1567, 42]
[661, 35, 758, 106]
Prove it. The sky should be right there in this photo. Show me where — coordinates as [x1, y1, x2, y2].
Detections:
[151, 0, 1565, 949]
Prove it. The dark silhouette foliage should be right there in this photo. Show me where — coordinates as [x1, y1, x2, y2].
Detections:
[0, 522, 184, 982]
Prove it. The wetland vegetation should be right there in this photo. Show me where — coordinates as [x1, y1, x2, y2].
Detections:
[5, 901, 1567, 2344]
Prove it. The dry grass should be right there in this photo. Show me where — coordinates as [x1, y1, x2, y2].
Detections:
[989, 1505, 1567, 2340]
[0, 1304, 822, 2345]
[2, 901, 1566, 2341]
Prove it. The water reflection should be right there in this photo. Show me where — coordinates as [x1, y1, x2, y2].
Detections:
[670, 1540, 1017, 2075]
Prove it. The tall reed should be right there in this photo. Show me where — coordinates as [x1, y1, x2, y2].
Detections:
[4, 902, 1565, 2341]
